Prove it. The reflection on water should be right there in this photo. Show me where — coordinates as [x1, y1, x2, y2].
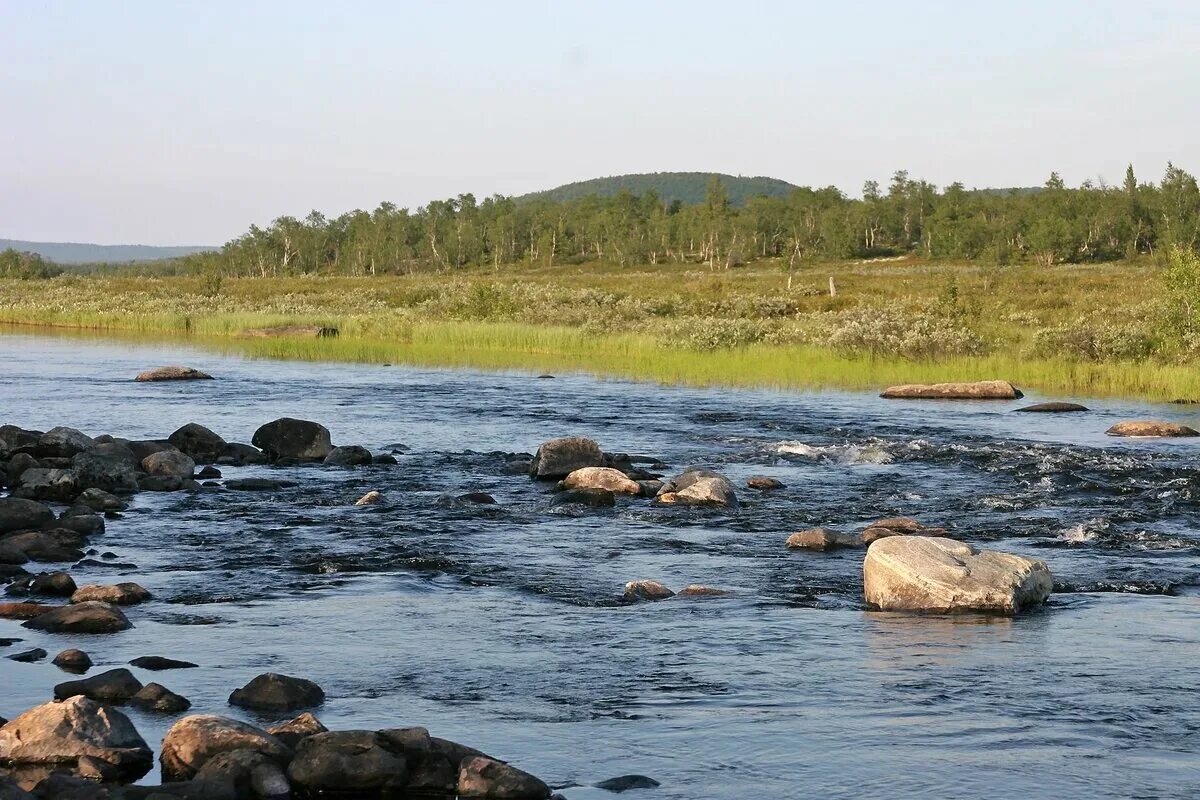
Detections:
[1, 331, 1199, 798]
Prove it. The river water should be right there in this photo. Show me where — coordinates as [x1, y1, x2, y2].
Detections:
[1, 331, 1198, 799]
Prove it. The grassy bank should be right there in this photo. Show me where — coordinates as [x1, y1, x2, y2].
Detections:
[0, 258, 1195, 401]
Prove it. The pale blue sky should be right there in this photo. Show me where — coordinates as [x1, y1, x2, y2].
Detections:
[2, 0, 1198, 245]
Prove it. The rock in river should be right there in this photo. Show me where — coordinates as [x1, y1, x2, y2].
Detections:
[252, 418, 333, 461]
[786, 528, 860, 551]
[142, 450, 196, 479]
[355, 491, 384, 506]
[267, 712, 328, 749]
[71, 582, 151, 606]
[746, 476, 785, 490]
[129, 682, 192, 713]
[324, 445, 373, 466]
[285, 730, 408, 794]
[167, 423, 228, 463]
[0, 696, 153, 782]
[160, 715, 291, 782]
[656, 469, 738, 508]
[528, 437, 606, 480]
[23, 601, 132, 634]
[623, 580, 675, 602]
[863, 536, 1052, 615]
[129, 655, 198, 671]
[1105, 420, 1200, 438]
[458, 755, 550, 799]
[37, 427, 95, 458]
[880, 380, 1023, 400]
[559, 466, 640, 495]
[1015, 401, 1089, 413]
[54, 668, 144, 703]
[0, 498, 55, 534]
[228, 672, 326, 712]
[135, 366, 214, 382]
[53, 649, 93, 674]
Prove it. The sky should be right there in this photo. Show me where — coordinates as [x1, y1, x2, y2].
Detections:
[2, 0, 1198, 246]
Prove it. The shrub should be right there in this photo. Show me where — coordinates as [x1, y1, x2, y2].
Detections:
[819, 303, 989, 360]
[1030, 315, 1156, 361]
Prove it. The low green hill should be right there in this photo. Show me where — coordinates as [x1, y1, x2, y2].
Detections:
[0, 239, 215, 265]
[519, 172, 801, 207]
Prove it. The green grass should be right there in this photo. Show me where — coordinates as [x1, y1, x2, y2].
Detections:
[0, 258, 1195, 401]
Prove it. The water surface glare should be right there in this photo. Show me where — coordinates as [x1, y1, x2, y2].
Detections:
[1, 332, 1199, 798]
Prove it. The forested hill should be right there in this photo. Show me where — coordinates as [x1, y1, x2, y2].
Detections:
[519, 172, 800, 206]
[0, 239, 215, 264]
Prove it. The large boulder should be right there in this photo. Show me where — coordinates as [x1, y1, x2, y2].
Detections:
[217, 443, 268, 466]
[863, 536, 1052, 615]
[0, 425, 41, 458]
[37, 427, 95, 458]
[71, 583, 151, 606]
[53, 649, 93, 674]
[880, 380, 1023, 400]
[159, 715, 291, 782]
[458, 756, 550, 799]
[286, 730, 408, 794]
[1105, 420, 1200, 438]
[54, 668, 144, 703]
[5, 453, 37, 488]
[129, 683, 192, 714]
[135, 366, 213, 382]
[3, 529, 86, 562]
[323, 445, 373, 466]
[560, 467, 640, 495]
[228, 673, 325, 712]
[12, 468, 82, 502]
[251, 419, 333, 461]
[0, 696, 152, 782]
[142, 450, 196, 479]
[193, 748, 290, 798]
[656, 469, 738, 508]
[528, 437, 605, 480]
[167, 424, 228, 463]
[74, 488, 127, 512]
[0, 498, 54, 535]
[622, 580, 674, 602]
[23, 601, 132, 634]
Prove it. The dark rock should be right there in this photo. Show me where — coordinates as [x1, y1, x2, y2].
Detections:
[135, 366, 213, 382]
[71, 583, 151, 606]
[54, 667, 144, 703]
[74, 488, 127, 512]
[30, 773, 109, 799]
[746, 476, 785, 490]
[251, 418, 333, 461]
[656, 469, 738, 508]
[196, 466, 221, 479]
[11, 468, 82, 502]
[786, 528, 861, 551]
[129, 655, 198, 671]
[0, 602, 50, 619]
[636, 480, 664, 497]
[23, 601, 132, 633]
[594, 774, 662, 792]
[286, 730, 408, 794]
[159, 715, 291, 782]
[0, 425, 42, 457]
[458, 755, 550, 799]
[124, 439, 176, 462]
[193, 748, 289, 799]
[1015, 401, 1089, 413]
[323, 445, 373, 466]
[622, 580, 674, 602]
[457, 492, 497, 504]
[4, 529, 86, 562]
[30, 571, 77, 596]
[216, 443, 267, 466]
[0, 498, 55, 535]
[222, 478, 297, 491]
[529, 436, 606, 480]
[130, 683, 192, 713]
[372, 453, 398, 465]
[549, 488, 615, 508]
[72, 447, 140, 494]
[5, 453, 38, 488]
[228, 672, 325, 712]
[0, 775, 32, 799]
[37, 427, 95, 458]
[0, 696, 153, 782]
[266, 713, 327, 749]
[142, 450, 195, 479]
[168, 424, 227, 463]
[53, 649, 93, 673]
[56, 513, 105, 537]
[6, 647, 47, 663]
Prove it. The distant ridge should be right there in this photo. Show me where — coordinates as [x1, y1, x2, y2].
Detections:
[0, 238, 216, 264]
[518, 172, 802, 207]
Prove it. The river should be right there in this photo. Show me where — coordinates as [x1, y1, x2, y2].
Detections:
[1, 331, 1198, 798]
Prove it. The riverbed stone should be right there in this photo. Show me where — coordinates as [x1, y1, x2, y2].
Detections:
[0, 696, 153, 782]
[37, 427, 95, 459]
[3, 529, 85, 562]
[24, 601, 132, 633]
[6, 647, 47, 663]
[251, 418, 333, 461]
[549, 488, 615, 508]
[355, 491, 384, 506]
[560, 467, 640, 495]
[159, 715, 292, 782]
[27, 571, 77, 596]
[0, 498, 55, 535]
[53, 649, 93, 674]
[863, 536, 1053, 614]
[217, 442, 268, 465]
[165, 423, 227, 464]
[54, 668, 144, 703]
[0, 425, 41, 457]
[142, 450, 196, 479]
[458, 755, 550, 799]
[71, 583, 151, 606]
[129, 655, 198, 671]
[1105, 420, 1200, 437]
[880, 380, 1023, 400]
[746, 476, 785, 490]
[222, 478, 297, 491]
[135, 366, 214, 382]
[676, 585, 732, 597]
[266, 713, 327, 749]
[56, 512, 105, 537]
[286, 730, 408, 794]
[594, 774, 662, 792]
[12, 468, 82, 502]
[0, 602, 49, 620]
[228, 672, 325, 712]
[1015, 401, 1089, 413]
[622, 580, 674, 602]
[529, 437, 606, 480]
[193, 748, 290, 798]
[324, 445, 373, 466]
[129, 683, 192, 713]
[656, 470, 738, 508]
[5, 453, 38, 489]
[786, 528, 860, 551]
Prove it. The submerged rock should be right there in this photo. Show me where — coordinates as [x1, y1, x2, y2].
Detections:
[549, 488, 615, 508]
[228, 672, 325, 712]
[129, 655, 198, 671]
[1105, 420, 1200, 438]
[560, 467, 640, 495]
[135, 366, 214, 382]
[23, 601, 132, 634]
[529, 437, 606, 480]
[786, 528, 860, 551]
[355, 491, 384, 506]
[676, 585, 731, 598]
[880, 381, 1023, 400]
[6, 647, 47, 663]
[1015, 401, 1089, 413]
[129, 683, 192, 713]
[863, 536, 1052, 614]
[622, 580, 674, 603]
[160, 715, 291, 782]
[53, 649, 93, 674]
[456, 492, 497, 504]
[251, 418, 333, 461]
[0, 696, 153, 782]
[594, 774, 662, 792]
[223, 478, 297, 491]
[746, 476, 785, 490]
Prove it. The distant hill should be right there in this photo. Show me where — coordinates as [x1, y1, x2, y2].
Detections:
[519, 172, 802, 207]
[0, 239, 216, 264]
[965, 186, 1043, 197]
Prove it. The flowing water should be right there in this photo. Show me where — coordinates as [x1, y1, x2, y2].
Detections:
[1, 331, 1199, 799]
